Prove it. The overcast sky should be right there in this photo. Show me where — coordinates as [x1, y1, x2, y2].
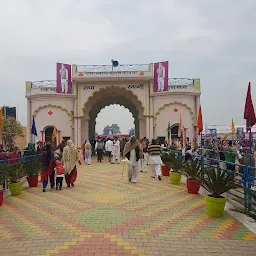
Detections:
[0, 0, 256, 133]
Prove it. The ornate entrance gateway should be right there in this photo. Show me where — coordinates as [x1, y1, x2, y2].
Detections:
[26, 62, 201, 147]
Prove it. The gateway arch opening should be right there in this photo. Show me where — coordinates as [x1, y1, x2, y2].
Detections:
[81, 86, 146, 142]
[89, 96, 139, 139]
[95, 104, 135, 138]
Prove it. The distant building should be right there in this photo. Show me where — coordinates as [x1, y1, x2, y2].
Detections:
[14, 126, 27, 149]
[2, 106, 16, 120]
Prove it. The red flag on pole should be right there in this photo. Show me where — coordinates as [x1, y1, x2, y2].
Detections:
[244, 82, 256, 132]
[197, 106, 203, 135]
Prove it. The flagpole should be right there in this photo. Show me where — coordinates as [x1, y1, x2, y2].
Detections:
[249, 117, 252, 167]
[200, 131, 203, 169]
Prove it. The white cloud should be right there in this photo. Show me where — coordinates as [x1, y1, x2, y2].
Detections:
[0, 0, 256, 128]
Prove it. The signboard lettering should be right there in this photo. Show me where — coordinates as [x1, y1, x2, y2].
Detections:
[83, 86, 95, 90]
[85, 71, 137, 75]
[40, 88, 56, 92]
[168, 85, 188, 90]
[127, 84, 144, 89]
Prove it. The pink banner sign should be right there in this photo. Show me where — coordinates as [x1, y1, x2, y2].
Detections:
[56, 63, 72, 94]
[154, 61, 169, 92]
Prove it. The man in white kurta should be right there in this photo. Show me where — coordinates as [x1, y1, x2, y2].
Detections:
[112, 138, 120, 164]
[157, 63, 165, 92]
[105, 138, 113, 163]
[59, 64, 68, 93]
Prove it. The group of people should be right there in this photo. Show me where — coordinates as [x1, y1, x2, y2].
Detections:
[41, 140, 81, 192]
[123, 137, 163, 183]
[0, 143, 37, 164]
[81, 136, 163, 184]
[173, 137, 256, 177]
[82, 137, 125, 165]
[4, 134, 255, 191]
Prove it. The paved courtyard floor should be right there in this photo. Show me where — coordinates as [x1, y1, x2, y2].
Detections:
[0, 159, 256, 256]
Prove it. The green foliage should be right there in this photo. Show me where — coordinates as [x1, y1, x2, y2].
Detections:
[161, 152, 175, 166]
[2, 117, 23, 150]
[169, 144, 178, 151]
[166, 154, 184, 173]
[103, 124, 121, 135]
[182, 160, 202, 181]
[231, 189, 256, 220]
[0, 168, 8, 187]
[201, 168, 236, 198]
[23, 158, 41, 177]
[6, 164, 25, 183]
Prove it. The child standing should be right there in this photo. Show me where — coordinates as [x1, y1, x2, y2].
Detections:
[55, 160, 65, 190]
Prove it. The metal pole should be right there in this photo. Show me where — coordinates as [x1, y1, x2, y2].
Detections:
[200, 132, 204, 169]
[249, 117, 252, 167]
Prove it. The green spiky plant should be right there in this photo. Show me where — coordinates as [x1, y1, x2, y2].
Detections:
[169, 144, 178, 151]
[231, 189, 256, 221]
[166, 154, 184, 173]
[161, 151, 175, 166]
[7, 164, 25, 183]
[201, 168, 236, 198]
[0, 168, 7, 190]
[23, 158, 41, 177]
[182, 160, 202, 181]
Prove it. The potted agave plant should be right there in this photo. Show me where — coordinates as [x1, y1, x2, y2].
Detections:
[24, 158, 41, 187]
[7, 163, 25, 196]
[160, 152, 172, 176]
[182, 160, 202, 194]
[166, 154, 184, 185]
[201, 167, 236, 217]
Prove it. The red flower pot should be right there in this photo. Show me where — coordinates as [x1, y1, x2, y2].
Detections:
[186, 179, 200, 194]
[161, 165, 170, 176]
[26, 176, 38, 187]
[0, 190, 4, 206]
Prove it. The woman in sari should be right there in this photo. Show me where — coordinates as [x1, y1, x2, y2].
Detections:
[41, 144, 55, 192]
[62, 140, 81, 187]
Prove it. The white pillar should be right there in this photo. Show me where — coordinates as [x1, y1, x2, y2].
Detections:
[74, 118, 78, 146]
[195, 95, 201, 140]
[149, 81, 154, 140]
[77, 118, 81, 147]
[27, 98, 32, 144]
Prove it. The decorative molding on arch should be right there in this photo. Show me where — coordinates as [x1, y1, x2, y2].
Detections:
[81, 85, 145, 118]
[32, 104, 74, 128]
[154, 101, 195, 126]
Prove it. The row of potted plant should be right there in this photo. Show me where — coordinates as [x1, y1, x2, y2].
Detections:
[161, 151, 236, 217]
[0, 157, 41, 206]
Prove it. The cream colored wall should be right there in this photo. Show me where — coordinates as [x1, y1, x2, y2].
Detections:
[153, 95, 197, 140]
[30, 98, 74, 142]
[78, 83, 148, 116]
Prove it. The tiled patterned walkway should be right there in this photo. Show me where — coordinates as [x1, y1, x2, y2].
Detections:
[0, 159, 256, 256]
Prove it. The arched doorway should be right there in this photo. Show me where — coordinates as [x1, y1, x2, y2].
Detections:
[95, 105, 134, 137]
[171, 123, 179, 139]
[81, 86, 145, 141]
[88, 96, 139, 139]
[44, 126, 57, 145]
